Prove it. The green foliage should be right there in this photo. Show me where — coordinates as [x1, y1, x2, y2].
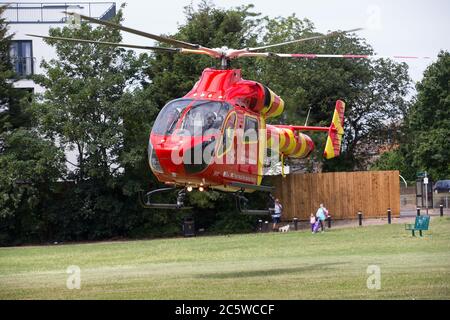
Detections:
[0, 6, 30, 133]
[20, 6, 180, 243]
[188, 190, 222, 208]
[32, 9, 149, 183]
[0, 5, 14, 108]
[0, 129, 64, 217]
[0, 8, 64, 244]
[370, 149, 416, 181]
[410, 128, 450, 179]
[408, 51, 450, 130]
[0, 129, 65, 244]
[210, 211, 256, 234]
[405, 51, 450, 180]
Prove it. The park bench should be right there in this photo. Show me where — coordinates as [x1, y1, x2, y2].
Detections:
[405, 215, 430, 237]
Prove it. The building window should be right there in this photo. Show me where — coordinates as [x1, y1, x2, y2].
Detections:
[10, 40, 34, 78]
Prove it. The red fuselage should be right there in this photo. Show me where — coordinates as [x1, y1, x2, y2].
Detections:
[148, 68, 315, 192]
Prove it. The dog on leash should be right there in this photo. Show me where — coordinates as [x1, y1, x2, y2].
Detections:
[279, 224, 290, 232]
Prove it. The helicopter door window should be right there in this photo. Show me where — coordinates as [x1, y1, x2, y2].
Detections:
[218, 112, 236, 156]
[151, 99, 193, 135]
[244, 116, 259, 143]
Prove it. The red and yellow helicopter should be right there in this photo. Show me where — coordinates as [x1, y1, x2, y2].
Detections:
[28, 12, 428, 214]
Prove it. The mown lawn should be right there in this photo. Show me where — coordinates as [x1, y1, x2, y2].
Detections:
[0, 217, 449, 299]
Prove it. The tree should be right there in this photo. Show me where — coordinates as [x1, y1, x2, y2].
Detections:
[0, 6, 29, 135]
[370, 149, 416, 181]
[33, 9, 148, 183]
[0, 128, 64, 217]
[0, 5, 13, 114]
[29, 6, 178, 241]
[0, 6, 65, 245]
[405, 51, 450, 179]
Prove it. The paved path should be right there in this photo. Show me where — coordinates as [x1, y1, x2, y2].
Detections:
[279, 210, 449, 232]
[401, 207, 450, 217]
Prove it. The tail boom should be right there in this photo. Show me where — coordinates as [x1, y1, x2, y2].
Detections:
[274, 100, 345, 160]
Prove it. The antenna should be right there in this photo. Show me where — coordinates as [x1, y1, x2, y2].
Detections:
[304, 107, 312, 126]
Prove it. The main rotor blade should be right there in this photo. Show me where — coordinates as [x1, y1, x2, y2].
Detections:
[237, 52, 431, 60]
[27, 34, 180, 52]
[63, 11, 201, 50]
[246, 28, 363, 52]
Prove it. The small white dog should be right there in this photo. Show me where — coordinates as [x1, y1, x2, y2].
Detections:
[279, 224, 290, 232]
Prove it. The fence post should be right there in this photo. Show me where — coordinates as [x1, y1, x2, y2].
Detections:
[358, 211, 363, 226]
[293, 218, 298, 231]
[440, 204, 444, 217]
[416, 207, 421, 216]
[387, 208, 392, 224]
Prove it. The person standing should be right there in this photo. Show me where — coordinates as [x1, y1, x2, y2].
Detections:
[310, 213, 316, 233]
[272, 198, 283, 230]
[315, 203, 328, 233]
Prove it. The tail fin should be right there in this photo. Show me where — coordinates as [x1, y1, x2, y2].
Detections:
[323, 100, 345, 159]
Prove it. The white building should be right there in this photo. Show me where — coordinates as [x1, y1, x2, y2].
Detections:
[4, 1, 116, 93]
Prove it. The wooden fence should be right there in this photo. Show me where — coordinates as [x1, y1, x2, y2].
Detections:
[272, 170, 400, 220]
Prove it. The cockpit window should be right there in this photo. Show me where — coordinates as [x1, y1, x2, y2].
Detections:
[151, 99, 192, 135]
[180, 101, 231, 136]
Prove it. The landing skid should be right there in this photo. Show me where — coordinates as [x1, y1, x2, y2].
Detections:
[139, 187, 192, 210]
[228, 182, 275, 193]
[140, 183, 275, 215]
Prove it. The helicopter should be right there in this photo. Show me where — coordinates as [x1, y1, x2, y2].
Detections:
[28, 12, 430, 214]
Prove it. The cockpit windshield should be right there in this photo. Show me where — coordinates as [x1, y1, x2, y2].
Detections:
[151, 99, 192, 135]
[151, 99, 231, 136]
[180, 101, 231, 136]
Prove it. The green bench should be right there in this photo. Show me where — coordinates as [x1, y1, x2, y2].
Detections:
[405, 215, 430, 237]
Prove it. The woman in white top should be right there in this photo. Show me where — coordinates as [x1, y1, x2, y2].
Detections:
[272, 199, 283, 230]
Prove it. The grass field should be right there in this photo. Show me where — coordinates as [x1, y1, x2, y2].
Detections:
[1, 217, 449, 300]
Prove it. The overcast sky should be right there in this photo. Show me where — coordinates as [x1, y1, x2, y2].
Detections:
[114, 0, 449, 83]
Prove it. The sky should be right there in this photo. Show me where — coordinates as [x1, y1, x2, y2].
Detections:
[114, 0, 450, 83]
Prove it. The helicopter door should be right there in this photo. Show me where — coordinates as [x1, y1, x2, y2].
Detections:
[239, 115, 259, 178]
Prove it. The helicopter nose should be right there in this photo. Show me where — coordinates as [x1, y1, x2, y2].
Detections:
[151, 135, 216, 177]
[157, 146, 184, 174]
[150, 136, 184, 175]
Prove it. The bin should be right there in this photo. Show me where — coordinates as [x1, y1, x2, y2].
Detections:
[183, 217, 195, 237]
